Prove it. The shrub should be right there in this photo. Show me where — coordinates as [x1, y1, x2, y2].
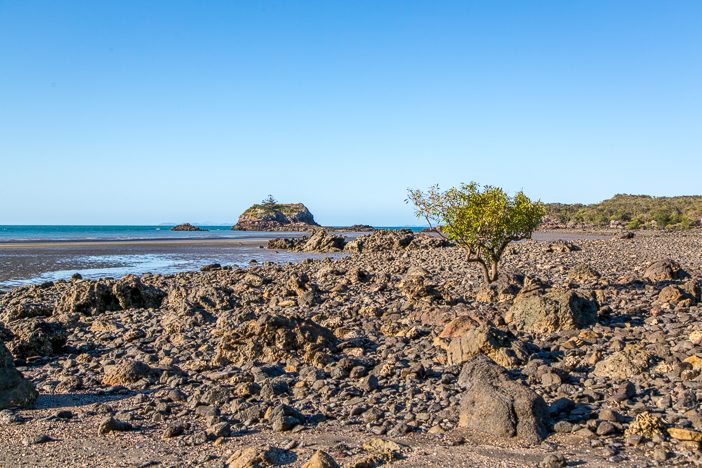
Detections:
[407, 182, 544, 283]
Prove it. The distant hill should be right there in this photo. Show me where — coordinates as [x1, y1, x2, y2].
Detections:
[544, 194, 702, 229]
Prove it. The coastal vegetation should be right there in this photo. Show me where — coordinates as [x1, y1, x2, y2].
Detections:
[545, 194, 702, 229]
[407, 182, 544, 283]
[232, 200, 319, 231]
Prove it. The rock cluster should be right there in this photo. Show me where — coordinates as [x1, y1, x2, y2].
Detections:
[0, 230, 701, 465]
[268, 228, 452, 254]
[0, 339, 37, 409]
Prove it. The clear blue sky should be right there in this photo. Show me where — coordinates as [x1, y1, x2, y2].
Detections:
[1, 1, 700, 225]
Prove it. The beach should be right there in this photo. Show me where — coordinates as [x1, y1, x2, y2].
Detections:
[0, 236, 342, 290]
[2, 228, 700, 466]
[0, 229, 611, 290]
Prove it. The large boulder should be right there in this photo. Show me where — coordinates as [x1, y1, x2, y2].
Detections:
[457, 355, 549, 443]
[445, 324, 529, 369]
[57, 280, 120, 315]
[0, 285, 55, 322]
[232, 202, 319, 231]
[102, 360, 155, 387]
[475, 272, 524, 302]
[0, 339, 37, 409]
[299, 230, 346, 252]
[111, 276, 165, 310]
[398, 266, 442, 303]
[507, 288, 597, 334]
[643, 259, 689, 282]
[213, 314, 336, 366]
[4, 320, 67, 361]
[592, 345, 654, 380]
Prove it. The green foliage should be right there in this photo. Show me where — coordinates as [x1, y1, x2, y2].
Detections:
[544, 194, 702, 229]
[262, 194, 278, 206]
[407, 182, 545, 283]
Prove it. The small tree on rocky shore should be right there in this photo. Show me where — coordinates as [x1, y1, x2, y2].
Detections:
[262, 194, 278, 206]
[407, 182, 544, 283]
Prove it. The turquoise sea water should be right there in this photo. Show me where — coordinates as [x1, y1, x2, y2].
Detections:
[0, 225, 425, 242]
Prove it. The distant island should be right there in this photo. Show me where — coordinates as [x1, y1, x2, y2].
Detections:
[170, 223, 207, 232]
[232, 196, 320, 231]
[545, 194, 702, 230]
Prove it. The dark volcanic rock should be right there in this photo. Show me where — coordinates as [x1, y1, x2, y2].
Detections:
[457, 355, 549, 443]
[643, 259, 689, 282]
[0, 339, 37, 409]
[5, 320, 67, 360]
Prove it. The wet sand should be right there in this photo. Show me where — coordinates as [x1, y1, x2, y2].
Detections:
[0, 237, 338, 290]
[0, 230, 613, 290]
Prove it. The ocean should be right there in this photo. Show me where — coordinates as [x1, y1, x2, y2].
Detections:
[0, 225, 424, 242]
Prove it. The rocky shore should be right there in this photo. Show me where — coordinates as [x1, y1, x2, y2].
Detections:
[1, 229, 701, 466]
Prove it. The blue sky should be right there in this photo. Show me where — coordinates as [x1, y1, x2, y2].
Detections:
[1, 1, 700, 225]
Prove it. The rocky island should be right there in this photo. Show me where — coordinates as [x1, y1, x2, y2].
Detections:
[232, 199, 320, 231]
[170, 223, 207, 232]
[1, 228, 701, 466]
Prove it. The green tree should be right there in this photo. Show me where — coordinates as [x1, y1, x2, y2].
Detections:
[407, 182, 545, 283]
[262, 194, 278, 206]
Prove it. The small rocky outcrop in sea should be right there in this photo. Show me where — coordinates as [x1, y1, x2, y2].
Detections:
[170, 223, 207, 232]
[232, 202, 320, 231]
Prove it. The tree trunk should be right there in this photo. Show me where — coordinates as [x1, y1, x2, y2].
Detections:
[479, 262, 491, 284]
[489, 261, 499, 283]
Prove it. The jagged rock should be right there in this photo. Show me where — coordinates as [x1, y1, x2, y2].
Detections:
[0, 339, 37, 410]
[445, 324, 529, 369]
[268, 231, 346, 253]
[299, 230, 346, 252]
[398, 266, 442, 303]
[506, 288, 597, 334]
[213, 314, 336, 366]
[164, 285, 235, 315]
[593, 345, 654, 380]
[233, 202, 319, 231]
[657, 284, 694, 305]
[0, 286, 54, 322]
[457, 355, 549, 443]
[438, 316, 480, 339]
[643, 259, 688, 282]
[112, 276, 165, 309]
[57, 281, 120, 315]
[4, 320, 67, 360]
